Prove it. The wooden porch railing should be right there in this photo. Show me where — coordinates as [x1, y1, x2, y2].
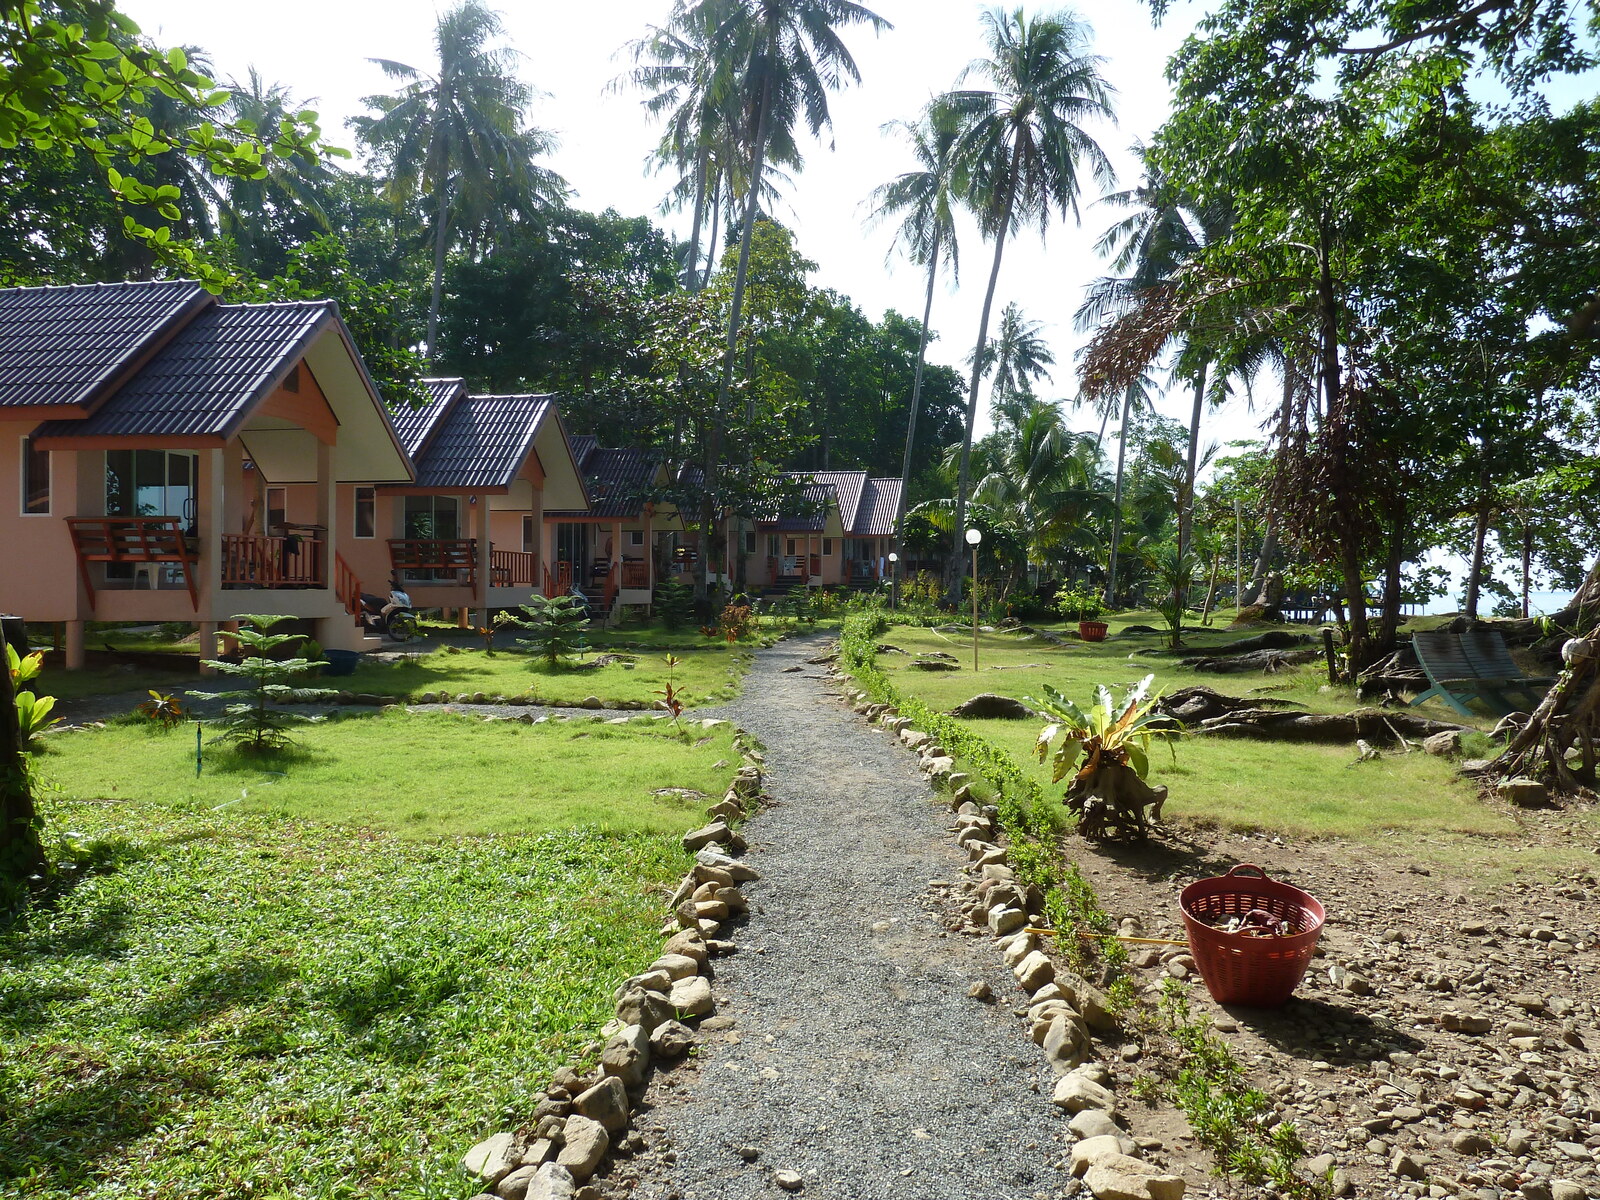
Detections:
[388, 538, 477, 588]
[490, 549, 537, 589]
[335, 553, 362, 619]
[65, 516, 198, 610]
[619, 560, 649, 589]
[222, 534, 326, 589]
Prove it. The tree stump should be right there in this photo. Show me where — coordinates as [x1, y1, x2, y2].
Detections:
[1067, 761, 1168, 842]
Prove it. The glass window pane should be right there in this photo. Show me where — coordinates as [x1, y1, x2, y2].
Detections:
[354, 487, 375, 538]
[105, 450, 133, 515]
[22, 438, 50, 514]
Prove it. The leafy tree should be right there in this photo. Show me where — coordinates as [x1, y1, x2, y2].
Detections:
[353, 0, 566, 356]
[939, 6, 1116, 589]
[192, 615, 332, 754]
[0, 0, 343, 285]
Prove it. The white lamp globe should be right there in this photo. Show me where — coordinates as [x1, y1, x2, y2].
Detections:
[965, 527, 982, 546]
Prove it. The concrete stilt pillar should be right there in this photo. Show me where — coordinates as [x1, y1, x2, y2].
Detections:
[198, 621, 219, 675]
[64, 620, 85, 671]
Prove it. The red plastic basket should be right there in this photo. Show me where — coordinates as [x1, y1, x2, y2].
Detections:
[1180, 864, 1325, 1007]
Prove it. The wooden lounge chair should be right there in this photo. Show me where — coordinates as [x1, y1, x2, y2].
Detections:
[1409, 629, 1554, 718]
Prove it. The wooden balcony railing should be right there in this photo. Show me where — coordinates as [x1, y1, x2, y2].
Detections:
[619, 560, 650, 588]
[491, 549, 537, 589]
[544, 560, 574, 597]
[388, 538, 477, 588]
[222, 534, 325, 589]
[66, 516, 198, 609]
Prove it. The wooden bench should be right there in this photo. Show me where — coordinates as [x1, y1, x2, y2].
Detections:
[1409, 629, 1554, 718]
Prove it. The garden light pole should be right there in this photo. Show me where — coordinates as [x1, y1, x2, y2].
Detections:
[966, 527, 982, 672]
[888, 551, 899, 610]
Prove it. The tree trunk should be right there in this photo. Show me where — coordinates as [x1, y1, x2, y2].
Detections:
[684, 148, 709, 293]
[892, 228, 941, 576]
[701, 169, 722, 291]
[1104, 384, 1133, 607]
[1, 655, 43, 885]
[1177, 358, 1210, 564]
[1464, 465, 1491, 620]
[1521, 523, 1533, 619]
[1247, 519, 1278, 603]
[426, 180, 450, 359]
[704, 73, 773, 604]
[950, 143, 1021, 599]
[1378, 510, 1407, 650]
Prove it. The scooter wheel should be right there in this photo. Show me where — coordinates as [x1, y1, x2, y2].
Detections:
[386, 612, 419, 642]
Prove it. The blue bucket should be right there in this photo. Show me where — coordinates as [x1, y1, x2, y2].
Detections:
[323, 648, 361, 677]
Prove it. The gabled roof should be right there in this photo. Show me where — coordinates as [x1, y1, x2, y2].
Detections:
[0, 279, 210, 413]
[854, 477, 902, 537]
[33, 301, 332, 441]
[811, 470, 867, 532]
[410, 392, 553, 491]
[391, 377, 465, 458]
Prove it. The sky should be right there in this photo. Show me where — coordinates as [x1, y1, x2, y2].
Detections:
[118, 0, 1256, 445]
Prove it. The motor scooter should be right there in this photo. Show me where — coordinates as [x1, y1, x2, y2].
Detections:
[359, 582, 418, 642]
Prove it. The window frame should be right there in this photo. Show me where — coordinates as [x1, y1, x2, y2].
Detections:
[20, 436, 50, 516]
[353, 485, 376, 539]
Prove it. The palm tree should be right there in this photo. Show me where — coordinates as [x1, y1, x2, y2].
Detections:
[676, 0, 889, 601]
[354, 0, 565, 356]
[864, 99, 962, 590]
[1101, 372, 1157, 606]
[971, 300, 1055, 425]
[939, 6, 1116, 590]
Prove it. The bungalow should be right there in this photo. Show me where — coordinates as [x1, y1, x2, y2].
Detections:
[737, 470, 902, 590]
[544, 437, 673, 614]
[0, 280, 412, 667]
[350, 377, 589, 625]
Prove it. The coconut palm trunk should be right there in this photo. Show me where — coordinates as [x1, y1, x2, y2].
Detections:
[427, 182, 450, 357]
[892, 224, 942, 575]
[1105, 384, 1133, 607]
[684, 148, 709, 291]
[950, 146, 1020, 595]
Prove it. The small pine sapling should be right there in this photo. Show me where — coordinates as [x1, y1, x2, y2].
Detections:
[514, 595, 590, 666]
[654, 578, 694, 631]
[190, 614, 334, 754]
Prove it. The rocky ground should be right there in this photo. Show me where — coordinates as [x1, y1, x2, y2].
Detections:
[1073, 815, 1600, 1200]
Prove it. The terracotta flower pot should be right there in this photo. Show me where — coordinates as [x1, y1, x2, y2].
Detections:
[1079, 620, 1108, 642]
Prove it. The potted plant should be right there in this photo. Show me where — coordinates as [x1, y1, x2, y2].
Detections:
[1056, 583, 1108, 642]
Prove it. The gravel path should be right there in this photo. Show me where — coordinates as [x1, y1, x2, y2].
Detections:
[619, 633, 1071, 1200]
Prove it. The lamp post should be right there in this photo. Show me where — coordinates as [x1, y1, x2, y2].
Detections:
[887, 551, 900, 610]
[965, 527, 982, 672]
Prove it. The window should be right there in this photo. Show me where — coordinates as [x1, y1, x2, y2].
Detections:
[628, 529, 644, 547]
[740, 531, 755, 555]
[21, 437, 49, 514]
[523, 514, 535, 552]
[767, 535, 780, 558]
[354, 486, 375, 538]
[786, 538, 799, 556]
[821, 538, 834, 556]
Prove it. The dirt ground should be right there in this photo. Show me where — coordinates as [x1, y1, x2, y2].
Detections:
[1068, 804, 1600, 1200]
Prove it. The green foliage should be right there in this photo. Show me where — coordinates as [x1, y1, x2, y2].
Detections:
[1029, 674, 1174, 784]
[653, 579, 694, 631]
[1055, 582, 1105, 622]
[514, 595, 590, 667]
[191, 615, 332, 754]
[6, 645, 60, 743]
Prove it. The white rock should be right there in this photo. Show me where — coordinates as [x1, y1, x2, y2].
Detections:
[463, 1132, 519, 1185]
[524, 1162, 577, 1200]
[1015, 949, 1055, 992]
[555, 1115, 609, 1180]
[1084, 1159, 1186, 1200]
[668, 974, 715, 1018]
[1072, 1135, 1140, 1177]
[1052, 1070, 1119, 1115]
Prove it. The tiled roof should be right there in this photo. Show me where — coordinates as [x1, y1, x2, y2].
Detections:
[775, 481, 834, 531]
[550, 440, 658, 518]
[32, 301, 330, 440]
[810, 470, 867, 532]
[411, 393, 551, 490]
[0, 279, 209, 411]
[853, 477, 902, 536]
[391, 377, 464, 457]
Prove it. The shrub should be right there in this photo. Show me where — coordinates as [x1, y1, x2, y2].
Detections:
[1055, 583, 1106, 623]
[192, 614, 332, 754]
[715, 603, 755, 643]
[654, 579, 694, 631]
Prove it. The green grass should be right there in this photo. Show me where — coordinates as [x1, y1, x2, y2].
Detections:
[38, 711, 739, 838]
[35, 664, 197, 703]
[876, 620, 1521, 845]
[3, 715, 736, 1198]
[343, 645, 749, 709]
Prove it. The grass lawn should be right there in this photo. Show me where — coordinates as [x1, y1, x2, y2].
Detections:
[874, 617, 1561, 853]
[38, 710, 740, 837]
[343, 645, 750, 709]
[2, 716, 737, 1198]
